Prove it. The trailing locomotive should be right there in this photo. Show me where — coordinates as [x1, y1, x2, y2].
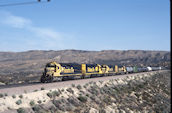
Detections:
[40, 62, 162, 83]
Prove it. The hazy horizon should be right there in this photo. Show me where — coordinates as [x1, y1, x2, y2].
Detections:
[0, 49, 170, 53]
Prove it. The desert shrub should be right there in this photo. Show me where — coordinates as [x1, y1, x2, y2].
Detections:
[99, 81, 103, 84]
[65, 104, 74, 111]
[17, 108, 25, 113]
[30, 100, 35, 106]
[12, 95, 16, 98]
[41, 87, 45, 90]
[85, 83, 89, 86]
[61, 98, 67, 103]
[19, 95, 23, 99]
[0, 93, 3, 98]
[79, 90, 85, 95]
[47, 90, 60, 98]
[66, 88, 74, 94]
[103, 95, 112, 105]
[4, 93, 8, 96]
[99, 109, 106, 113]
[83, 84, 87, 88]
[89, 81, 94, 84]
[88, 85, 99, 95]
[100, 88, 105, 94]
[49, 105, 56, 111]
[90, 95, 96, 101]
[52, 90, 60, 97]
[71, 84, 75, 87]
[61, 89, 64, 92]
[24, 90, 27, 94]
[52, 99, 67, 111]
[74, 108, 81, 113]
[59, 105, 66, 111]
[67, 97, 80, 107]
[16, 100, 22, 105]
[37, 100, 42, 104]
[32, 105, 41, 112]
[93, 82, 96, 85]
[76, 85, 82, 90]
[77, 95, 87, 103]
[52, 99, 61, 108]
[47, 92, 53, 98]
[86, 94, 89, 97]
[34, 89, 38, 92]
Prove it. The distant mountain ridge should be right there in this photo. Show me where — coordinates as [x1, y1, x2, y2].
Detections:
[0, 50, 170, 84]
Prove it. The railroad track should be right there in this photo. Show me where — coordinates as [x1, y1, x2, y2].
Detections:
[0, 70, 153, 89]
[0, 70, 165, 96]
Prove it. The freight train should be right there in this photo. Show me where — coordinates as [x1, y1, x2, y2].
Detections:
[40, 62, 162, 83]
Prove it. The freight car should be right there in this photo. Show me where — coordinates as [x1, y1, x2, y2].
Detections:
[126, 67, 133, 73]
[40, 62, 162, 83]
[137, 67, 148, 72]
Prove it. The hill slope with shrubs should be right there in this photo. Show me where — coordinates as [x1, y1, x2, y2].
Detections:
[0, 70, 170, 113]
[0, 50, 170, 84]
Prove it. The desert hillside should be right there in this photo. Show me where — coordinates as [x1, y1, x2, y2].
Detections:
[0, 70, 170, 113]
[0, 50, 170, 84]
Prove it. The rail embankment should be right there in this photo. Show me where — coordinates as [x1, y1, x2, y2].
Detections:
[0, 70, 170, 113]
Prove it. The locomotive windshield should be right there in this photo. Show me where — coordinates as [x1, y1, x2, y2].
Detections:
[46, 63, 55, 68]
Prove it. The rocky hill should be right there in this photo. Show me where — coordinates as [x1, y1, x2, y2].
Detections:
[0, 50, 170, 84]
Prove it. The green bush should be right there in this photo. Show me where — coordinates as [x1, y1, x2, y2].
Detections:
[12, 95, 16, 98]
[34, 89, 38, 92]
[66, 88, 74, 94]
[17, 108, 25, 113]
[76, 85, 82, 90]
[49, 106, 57, 112]
[71, 84, 75, 87]
[30, 100, 35, 106]
[86, 94, 89, 97]
[99, 108, 106, 113]
[32, 105, 41, 112]
[5, 93, 8, 96]
[52, 99, 61, 108]
[77, 95, 87, 103]
[47, 92, 53, 98]
[99, 81, 103, 84]
[19, 95, 23, 99]
[61, 89, 64, 92]
[103, 95, 112, 105]
[47, 90, 60, 98]
[83, 85, 87, 88]
[52, 90, 60, 97]
[16, 100, 22, 105]
[24, 90, 27, 94]
[67, 97, 80, 107]
[37, 100, 42, 104]
[41, 87, 45, 90]
[0, 93, 3, 98]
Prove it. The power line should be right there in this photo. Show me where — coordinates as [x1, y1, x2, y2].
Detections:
[0, 0, 50, 7]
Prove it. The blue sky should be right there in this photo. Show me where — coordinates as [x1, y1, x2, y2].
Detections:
[0, 0, 170, 51]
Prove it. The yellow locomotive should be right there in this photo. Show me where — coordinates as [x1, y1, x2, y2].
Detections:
[40, 62, 126, 83]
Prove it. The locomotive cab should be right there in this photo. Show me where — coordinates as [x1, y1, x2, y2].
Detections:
[41, 62, 62, 83]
